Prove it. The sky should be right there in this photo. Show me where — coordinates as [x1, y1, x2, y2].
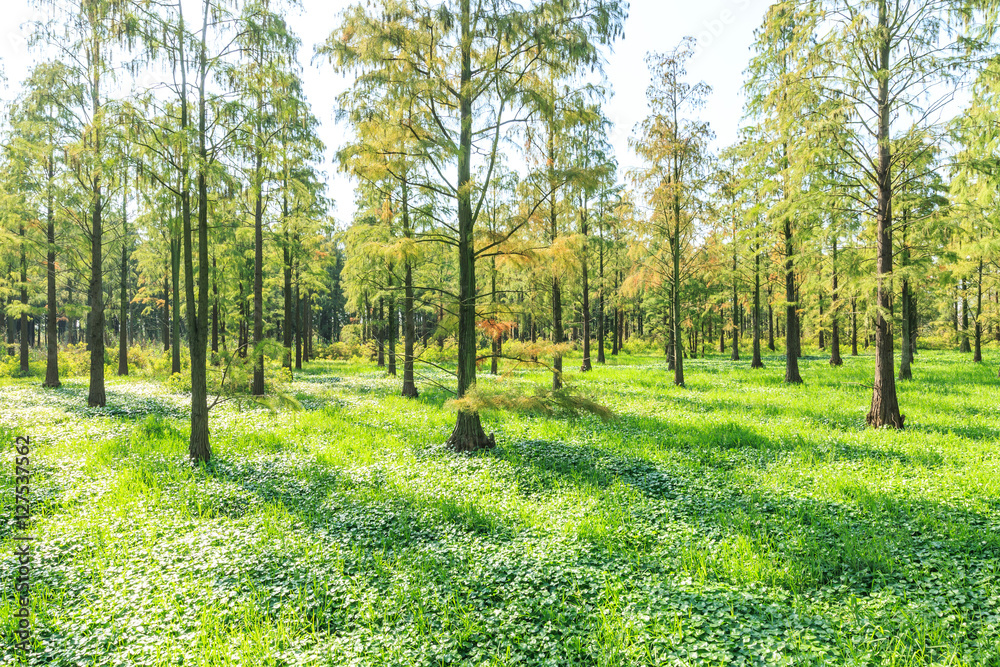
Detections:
[0, 0, 774, 224]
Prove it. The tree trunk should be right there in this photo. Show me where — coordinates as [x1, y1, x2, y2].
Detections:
[446, 0, 493, 451]
[251, 148, 266, 396]
[783, 215, 802, 383]
[597, 229, 606, 364]
[866, 2, 904, 430]
[171, 236, 181, 374]
[283, 232, 293, 369]
[386, 271, 396, 376]
[118, 173, 129, 377]
[295, 264, 303, 371]
[973, 260, 983, 363]
[44, 161, 60, 388]
[751, 239, 764, 369]
[580, 205, 592, 372]
[19, 223, 29, 375]
[188, 14, 213, 464]
[830, 238, 843, 366]
[402, 179, 418, 397]
[211, 254, 219, 361]
[959, 279, 972, 353]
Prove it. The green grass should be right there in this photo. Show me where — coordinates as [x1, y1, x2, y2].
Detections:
[1, 349, 999, 666]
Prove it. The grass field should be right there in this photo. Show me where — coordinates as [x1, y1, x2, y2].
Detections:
[1, 350, 999, 666]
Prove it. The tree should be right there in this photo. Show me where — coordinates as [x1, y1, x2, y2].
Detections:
[630, 37, 712, 387]
[33, 0, 140, 407]
[812, 0, 996, 427]
[325, 0, 626, 451]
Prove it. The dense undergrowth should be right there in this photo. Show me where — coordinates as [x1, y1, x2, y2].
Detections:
[1, 350, 998, 666]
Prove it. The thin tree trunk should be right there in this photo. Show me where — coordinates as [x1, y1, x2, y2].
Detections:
[751, 237, 763, 369]
[974, 260, 983, 363]
[118, 177, 129, 377]
[580, 203, 592, 372]
[171, 236, 181, 374]
[830, 237, 843, 366]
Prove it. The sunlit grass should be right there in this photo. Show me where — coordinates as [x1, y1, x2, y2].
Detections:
[1, 348, 999, 665]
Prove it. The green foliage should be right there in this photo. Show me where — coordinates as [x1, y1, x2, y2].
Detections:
[2, 352, 998, 665]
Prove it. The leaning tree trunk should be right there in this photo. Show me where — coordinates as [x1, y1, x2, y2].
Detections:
[446, 0, 494, 452]
[866, 11, 904, 430]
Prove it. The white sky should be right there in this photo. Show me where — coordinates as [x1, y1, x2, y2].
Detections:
[0, 0, 773, 224]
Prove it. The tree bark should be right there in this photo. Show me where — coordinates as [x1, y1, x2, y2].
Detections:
[171, 235, 181, 374]
[44, 157, 60, 388]
[783, 215, 802, 383]
[830, 237, 842, 366]
[446, 0, 493, 451]
[751, 236, 764, 369]
[866, 0, 904, 429]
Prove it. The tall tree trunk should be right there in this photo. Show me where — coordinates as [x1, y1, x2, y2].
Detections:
[751, 237, 764, 369]
[188, 7, 212, 463]
[44, 158, 60, 389]
[867, 0, 904, 429]
[974, 260, 983, 363]
[251, 149, 265, 396]
[851, 297, 859, 356]
[118, 181, 129, 377]
[549, 130, 563, 390]
[830, 237, 843, 366]
[295, 265, 303, 371]
[767, 285, 775, 352]
[171, 236, 181, 374]
[960, 277, 971, 353]
[672, 211, 684, 385]
[580, 204, 592, 372]
[211, 254, 219, 360]
[19, 223, 29, 375]
[163, 261, 170, 352]
[402, 180, 418, 397]
[490, 260, 499, 375]
[783, 216, 802, 383]
[386, 270, 396, 376]
[376, 297, 385, 368]
[447, 0, 493, 451]
[283, 232, 293, 369]
[597, 227, 606, 364]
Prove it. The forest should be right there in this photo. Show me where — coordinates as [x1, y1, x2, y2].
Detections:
[1, 0, 999, 665]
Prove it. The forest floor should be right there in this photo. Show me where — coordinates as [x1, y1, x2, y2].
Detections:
[1, 350, 999, 666]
